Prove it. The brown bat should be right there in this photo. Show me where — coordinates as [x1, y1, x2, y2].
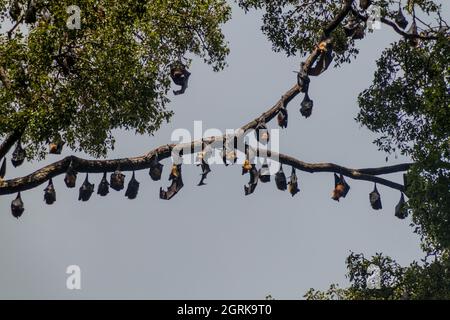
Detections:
[125, 171, 140, 199]
[331, 173, 350, 201]
[160, 164, 184, 200]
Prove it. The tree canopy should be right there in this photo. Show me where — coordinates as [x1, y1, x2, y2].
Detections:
[1, 0, 449, 299]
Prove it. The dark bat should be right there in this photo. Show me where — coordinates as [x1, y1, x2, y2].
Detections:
[197, 161, 211, 186]
[296, 63, 310, 93]
[288, 167, 300, 197]
[170, 64, 191, 95]
[125, 171, 140, 199]
[300, 93, 314, 118]
[244, 165, 259, 196]
[149, 154, 164, 181]
[110, 167, 125, 191]
[369, 183, 382, 210]
[11, 192, 24, 219]
[79, 174, 95, 202]
[97, 172, 110, 196]
[11, 141, 26, 167]
[64, 161, 77, 188]
[160, 176, 184, 200]
[359, 0, 371, 10]
[395, 193, 408, 219]
[275, 164, 287, 191]
[44, 179, 56, 205]
[395, 6, 408, 29]
[277, 107, 288, 129]
[259, 160, 271, 183]
[407, 21, 419, 46]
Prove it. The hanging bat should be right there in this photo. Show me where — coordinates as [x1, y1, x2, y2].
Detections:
[170, 64, 191, 95]
[9, 0, 21, 21]
[275, 164, 287, 191]
[11, 141, 26, 167]
[359, 0, 372, 10]
[24, 0, 37, 24]
[49, 141, 64, 155]
[242, 158, 253, 175]
[79, 174, 95, 202]
[110, 167, 126, 191]
[197, 161, 211, 186]
[244, 165, 259, 196]
[125, 171, 140, 199]
[0, 158, 6, 181]
[300, 93, 314, 118]
[369, 183, 382, 210]
[255, 123, 270, 144]
[149, 154, 164, 181]
[296, 62, 310, 93]
[352, 25, 365, 40]
[343, 15, 359, 37]
[259, 160, 271, 183]
[44, 179, 56, 205]
[308, 42, 334, 76]
[160, 166, 184, 200]
[97, 172, 110, 196]
[288, 167, 300, 197]
[395, 193, 408, 219]
[11, 192, 25, 218]
[407, 21, 419, 46]
[64, 161, 77, 188]
[277, 107, 288, 129]
[395, 6, 408, 29]
[331, 173, 350, 201]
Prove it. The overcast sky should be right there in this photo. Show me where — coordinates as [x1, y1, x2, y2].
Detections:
[1, 2, 448, 299]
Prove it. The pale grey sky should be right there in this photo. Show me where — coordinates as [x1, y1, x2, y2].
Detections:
[0, 2, 447, 299]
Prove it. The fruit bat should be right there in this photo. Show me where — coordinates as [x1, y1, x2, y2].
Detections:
[149, 155, 164, 181]
[242, 158, 253, 175]
[110, 167, 125, 191]
[197, 161, 211, 186]
[49, 141, 64, 154]
[64, 161, 77, 188]
[259, 160, 271, 183]
[97, 172, 110, 196]
[0, 158, 6, 181]
[44, 179, 56, 205]
[11, 192, 24, 219]
[331, 173, 350, 201]
[277, 107, 288, 129]
[300, 93, 314, 118]
[9, 0, 21, 21]
[24, 1, 37, 24]
[369, 183, 382, 210]
[78, 174, 95, 202]
[170, 64, 191, 95]
[359, 0, 371, 10]
[255, 123, 270, 144]
[343, 15, 359, 37]
[395, 193, 408, 219]
[407, 21, 419, 46]
[125, 171, 140, 199]
[395, 7, 408, 29]
[275, 164, 287, 191]
[288, 167, 300, 197]
[11, 141, 26, 167]
[244, 165, 259, 196]
[160, 165, 184, 200]
[308, 46, 334, 77]
[296, 63, 310, 93]
[352, 25, 365, 40]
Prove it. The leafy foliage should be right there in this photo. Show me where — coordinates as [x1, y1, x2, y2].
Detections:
[0, 0, 231, 158]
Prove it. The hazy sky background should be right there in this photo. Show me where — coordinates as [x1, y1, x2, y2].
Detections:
[0, 1, 448, 299]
